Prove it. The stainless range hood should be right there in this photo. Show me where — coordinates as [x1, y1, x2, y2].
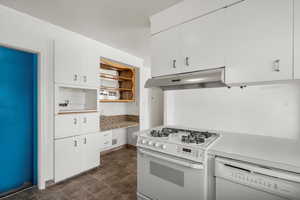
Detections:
[145, 67, 227, 90]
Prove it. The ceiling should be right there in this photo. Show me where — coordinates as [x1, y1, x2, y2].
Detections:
[0, 0, 182, 67]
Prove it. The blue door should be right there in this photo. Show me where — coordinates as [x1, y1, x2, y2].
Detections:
[0, 46, 37, 195]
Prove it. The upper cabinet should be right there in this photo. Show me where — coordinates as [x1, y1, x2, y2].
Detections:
[180, 9, 226, 73]
[151, 27, 182, 77]
[224, 0, 293, 85]
[55, 39, 99, 87]
[150, 0, 294, 85]
[83, 43, 99, 87]
[294, 0, 300, 79]
[55, 39, 83, 86]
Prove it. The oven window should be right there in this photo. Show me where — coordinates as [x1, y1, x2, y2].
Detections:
[150, 161, 184, 187]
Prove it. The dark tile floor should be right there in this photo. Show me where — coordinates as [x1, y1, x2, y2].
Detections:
[4, 148, 137, 200]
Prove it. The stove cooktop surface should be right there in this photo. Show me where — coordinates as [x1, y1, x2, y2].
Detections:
[147, 127, 219, 147]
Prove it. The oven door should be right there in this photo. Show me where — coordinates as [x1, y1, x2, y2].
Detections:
[137, 148, 205, 200]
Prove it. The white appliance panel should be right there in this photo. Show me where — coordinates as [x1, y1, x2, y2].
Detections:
[137, 149, 205, 200]
[216, 178, 287, 200]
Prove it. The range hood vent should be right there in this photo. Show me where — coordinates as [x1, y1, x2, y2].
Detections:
[145, 67, 227, 91]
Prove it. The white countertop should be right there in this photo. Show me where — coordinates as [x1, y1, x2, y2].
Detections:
[209, 132, 300, 173]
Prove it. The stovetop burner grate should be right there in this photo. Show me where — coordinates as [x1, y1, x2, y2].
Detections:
[150, 127, 215, 144]
[150, 128, 179, 137]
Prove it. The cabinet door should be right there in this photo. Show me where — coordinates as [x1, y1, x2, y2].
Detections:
[295, 0, 300, 79]
[102, 130, 113, 149]
[81, 44, 99, 87]
[180, 9, 226, 72]
[224, 0, 293, 85]
[55, 114, 80, 139]
[81, 134, 101, 171]
[54, 137, 81, 182]
[151, 27, 182, 77]
[112, 129, 127, 147]
[54, 39, 83, 85]
[80, 113, 100, 135]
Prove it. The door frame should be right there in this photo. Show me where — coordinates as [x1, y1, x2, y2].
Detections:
[0, 37, 50, 190]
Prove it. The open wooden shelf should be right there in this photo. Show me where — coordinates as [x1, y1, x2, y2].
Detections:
[101, 58, 134, 71]
[100, 58, 136, 103]
[100, 73, 132, 81]
[100, 86, 132, 91]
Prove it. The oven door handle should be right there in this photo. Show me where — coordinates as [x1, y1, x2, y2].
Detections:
[139, 149, 204, 170]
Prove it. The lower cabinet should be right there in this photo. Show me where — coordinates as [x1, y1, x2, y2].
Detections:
[102, 130, 113, 149]
[100, 129, 127, 151]
[54, 133, 100, 182]
[112, 129, 127, 147]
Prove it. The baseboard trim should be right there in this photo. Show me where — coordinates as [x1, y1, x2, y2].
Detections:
[126, 144, 137, 149]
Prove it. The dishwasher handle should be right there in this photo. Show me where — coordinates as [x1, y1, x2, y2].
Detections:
[139, 149, 204, 170]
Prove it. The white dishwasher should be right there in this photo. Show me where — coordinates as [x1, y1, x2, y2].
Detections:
[215, 157, 300, 200]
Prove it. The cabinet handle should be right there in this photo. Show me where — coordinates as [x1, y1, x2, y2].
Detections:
[273, 59, 280, 72]
[83, 117, 87, 124]
[74, 140, 78, 147]
[172, 60, 177, 68]
[84, 137, 87, 144]
[73, 118, 77, 125]
[73, 74, 78, 81]
[185, 57, 190, 66]
[83, 75, 87, 83]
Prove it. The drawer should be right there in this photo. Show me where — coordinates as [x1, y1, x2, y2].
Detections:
[55, 114, 80, 139]
[103, 140, 112, 148]
[102, 130, 112, 148]
[80, 113, 100, 134]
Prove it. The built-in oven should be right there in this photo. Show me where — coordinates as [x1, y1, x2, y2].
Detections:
[137, 148, 205, 200]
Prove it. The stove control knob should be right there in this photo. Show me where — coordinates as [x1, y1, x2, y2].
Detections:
[161, 144, 167, 149]
[141, 140, 147, 144]
[148, 141, 154, 146]
[154, 143, 160, 148]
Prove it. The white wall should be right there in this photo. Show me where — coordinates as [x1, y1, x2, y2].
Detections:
[0, 5, 146, 184]
[165, 83, 300, 139]
[149, 88, 164, 128]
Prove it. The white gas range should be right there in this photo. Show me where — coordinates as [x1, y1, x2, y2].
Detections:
[137, 126, 220, 200]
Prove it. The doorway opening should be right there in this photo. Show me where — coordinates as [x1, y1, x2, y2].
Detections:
[0, 46, 38, 197]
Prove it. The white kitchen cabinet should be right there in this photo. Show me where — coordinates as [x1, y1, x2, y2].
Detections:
[83, 44, 99, 87]
[80, 113, 100, 135]
[55, 133, 101, 182]
[224, 0, 293, 85]
[180, 9, 226, 73]
[54, 39, 98, 87]
[151, 27, 182, 77]
[294, 0, 300, 79]
[54, 39, 83, 86]
[112, 129, 127, 147]
[81, 133, 101, 171]
[55, 113, 99, 139]
[54, 136, 81, 182]
[101, 130, 113, 149]
[55, 114, 80, 139]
